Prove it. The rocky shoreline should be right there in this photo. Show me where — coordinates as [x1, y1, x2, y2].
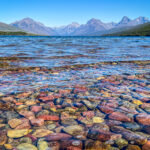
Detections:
[0, 72, 150, 150]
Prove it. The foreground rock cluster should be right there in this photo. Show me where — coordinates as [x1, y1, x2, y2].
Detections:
[0, 73, 150, 150]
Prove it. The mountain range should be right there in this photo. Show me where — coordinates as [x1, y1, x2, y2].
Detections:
[0, 16, 149, 36]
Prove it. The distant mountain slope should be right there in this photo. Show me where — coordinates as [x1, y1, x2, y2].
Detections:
[0, 22, 22, 31]
[53, 22, 80, 36]
[10, 18, 57, 35]
[104, 23, 150, 36]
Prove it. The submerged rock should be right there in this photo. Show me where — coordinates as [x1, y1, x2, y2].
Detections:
[17, 143, 37, 150]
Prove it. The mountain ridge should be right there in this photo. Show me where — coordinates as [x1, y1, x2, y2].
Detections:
[6, 16, 150, 36]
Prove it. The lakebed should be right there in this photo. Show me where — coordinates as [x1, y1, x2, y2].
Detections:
[0, 36, 150, 150]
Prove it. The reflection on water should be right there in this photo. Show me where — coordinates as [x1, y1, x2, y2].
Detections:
[0, 36, 150, 149]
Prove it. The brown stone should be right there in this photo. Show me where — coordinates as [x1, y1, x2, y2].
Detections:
[136, 114, 150, 125]
[142, 141, 150, 150]
[45, 133, 72, 141]
[109, 112, 132, 122]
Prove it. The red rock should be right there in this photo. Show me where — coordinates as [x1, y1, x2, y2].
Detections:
[136, 114, 150, 125]
[60, 140, 82, 150]
[31, 106, 42, 113]
[19, 110, 35, 120]
[74, 85, 87, 93]
[39, 95, 55, 102]
[99, 106, 114, 114]
[142, 141, 150, 150]
[38, 115, 59, 121]
[15, 118, 31, 129]
[120, 106, 138, 114]
[109, 112, 132, 122]
[30, 118, 44, 126]
[67, 146, 82, 150]
[45, 133, 72, 141]
[59, 89, 71, 95]
[82, 111, 94, 118]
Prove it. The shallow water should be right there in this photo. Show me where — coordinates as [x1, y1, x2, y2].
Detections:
[0, 36, 150, 149]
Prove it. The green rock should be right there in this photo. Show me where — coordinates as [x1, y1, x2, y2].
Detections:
[115, 138, 128, 149]
[38, 141, 49, 150]
[19, 137, 32, 144]
[17, 143, 37, 150]
[63, 125, 83, 136]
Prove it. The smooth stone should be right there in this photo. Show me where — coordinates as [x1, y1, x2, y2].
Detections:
[38, 115, 59, 121]
[115, 138, 128, 149]
[63, 125, 83, 136]
[7, 129, 31, 138]
[142, 141, 150, 150]
[8, 119, 22, 128]
[31, 106, 42, 113]
[136, 114, 150, 125]
[19, 111, 35, 120]
[17, 143, 37, 150]
[111, 126, 147, 145]
[19, 137, 32, 144]
[15, 118, 31, 129]
[32, 129, 53, 138]
[46, 124, 56, 130]
[0, 131, 7, 146]
[38, 141, 49, 150]
[109, 112, 132, 122]
[30, 118, 44, 126]
[126, 144, 141, 150]
[122, 122, 141, 131]
[93, 117, 104, 123]
[81, 100, 96, 110]
[61, 118, 78, 126]
[45, 133, 72, 141]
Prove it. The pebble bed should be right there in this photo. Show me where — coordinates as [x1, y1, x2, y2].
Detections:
[0, 61, 150, 150]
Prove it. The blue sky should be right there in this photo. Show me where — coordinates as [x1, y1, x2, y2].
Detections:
[0, 0, 150, 27]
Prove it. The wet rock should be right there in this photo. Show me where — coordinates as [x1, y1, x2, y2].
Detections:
[17, 143, 37, 150]
[30, 118, 44, 126]
[0, 131, 7, 146]
[136, 114, 150, 125]
[38, 115, 59, 121]
[32, 129, 53, 138]
[8, 119, 22, 128]
[63, 125, 84, 136]
[61, 118, 78, 126]
[126, 144, 141, 150]
[81, 100, 96, 110]
[85, 140, 111, 150]
[109, 112, 132, 122]
[15, 118, 31, 129]
[19, 137, 32, 144]
[115, 138, 128, 149]
[4, 144, 13, 149]
[48, 141, 60, 150]
[82, 111, 94, 118]
[46, 124, 56, 130]
[93, 117, 104, 123]
[87, 129, 114, 141]
[143, 126, 150, 134]
[7, 129, 31, 138]
[38, 141, 49, 150]
[142, 141, 150, 150]
[31, 106, 42, 113]
[19, 110, 35, 120]
[98, 105, 114, 114]
[122, 122, 141, 131]
[45, 133, 72, 141]
[111, 126, 147, 145]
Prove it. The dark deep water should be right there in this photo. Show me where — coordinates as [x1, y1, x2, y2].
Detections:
[0, 36, 150, 150]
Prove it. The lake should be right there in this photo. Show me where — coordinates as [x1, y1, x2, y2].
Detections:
[0, 36, 150, 149]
